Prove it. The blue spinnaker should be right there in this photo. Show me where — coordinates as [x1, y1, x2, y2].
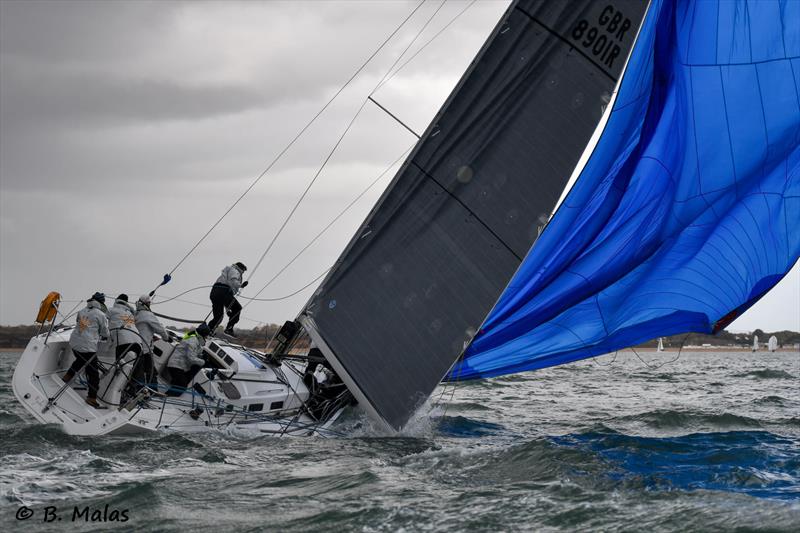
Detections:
[449, 0, 800, 380]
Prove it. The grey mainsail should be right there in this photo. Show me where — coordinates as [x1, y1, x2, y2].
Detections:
[300, 0, 648, 430]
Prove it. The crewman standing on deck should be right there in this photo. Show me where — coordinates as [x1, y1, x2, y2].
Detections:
[63, 292, 109, 408]
[107, 294, 142, 360]
[208, 261, 248, 337]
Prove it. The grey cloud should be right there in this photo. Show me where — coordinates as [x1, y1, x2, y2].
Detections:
[2, 0, 795, 331]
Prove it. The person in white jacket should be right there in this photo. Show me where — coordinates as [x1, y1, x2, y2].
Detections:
[64, 292, 109, 408]
[208, 262, 248, 337]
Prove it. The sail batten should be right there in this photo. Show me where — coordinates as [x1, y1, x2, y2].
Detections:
[301, 0, 648, 429]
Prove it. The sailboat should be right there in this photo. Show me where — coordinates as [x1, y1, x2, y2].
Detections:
[768, 336, 778, 352]
[753, 335, 759, 352]
[657, 338, 664, 352]
[13, 0, 800, 435]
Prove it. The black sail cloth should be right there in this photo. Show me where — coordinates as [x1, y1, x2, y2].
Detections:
[301, 0, 648, 430]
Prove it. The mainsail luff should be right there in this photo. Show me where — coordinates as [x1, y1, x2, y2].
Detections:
[301, 0, 648, 430]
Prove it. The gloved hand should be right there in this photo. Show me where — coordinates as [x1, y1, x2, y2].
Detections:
[241, 281, 249, 288]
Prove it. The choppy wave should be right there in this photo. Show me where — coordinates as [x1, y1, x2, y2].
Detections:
[2, 350, 800, 531]
[732, 369, 795, 379]
[616, 410, 763, 430]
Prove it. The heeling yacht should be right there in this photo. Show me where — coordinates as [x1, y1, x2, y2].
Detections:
[11, 0, 800, 436]
[12, 320, 349, 436]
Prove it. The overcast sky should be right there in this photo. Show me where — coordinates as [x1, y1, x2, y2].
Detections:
[1, 0, 797, 334]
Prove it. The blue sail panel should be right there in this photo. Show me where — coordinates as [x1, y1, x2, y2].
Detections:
[449, 0, 800, 381]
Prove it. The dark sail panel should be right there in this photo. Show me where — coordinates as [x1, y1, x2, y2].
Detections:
[301, 0, 647, 430]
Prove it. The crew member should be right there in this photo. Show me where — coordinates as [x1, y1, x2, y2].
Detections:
[63, 292, 109, 409]
[208, 262, 248, 337]
[128, 294, 169, 398]
[108, 294, 143, 360]
[134, 294, 169, 348]
[166, 322, 210, 395]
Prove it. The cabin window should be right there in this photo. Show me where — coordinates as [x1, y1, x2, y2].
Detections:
[247, 403, 263, 412]
[269, 401, 284, 410]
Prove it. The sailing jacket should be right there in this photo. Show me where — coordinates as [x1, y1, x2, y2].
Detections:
[69, 300, 109, 353]
[167, 333, 205, 371]
[108, 299, 141, 347]
[214, 264, 244, 293]
[135, 305, 169, 348]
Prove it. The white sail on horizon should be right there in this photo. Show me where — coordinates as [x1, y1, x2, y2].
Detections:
[768, 336, 778, 352]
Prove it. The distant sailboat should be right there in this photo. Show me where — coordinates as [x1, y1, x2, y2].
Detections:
[752, 335, 759, 352]
[768, 336, 778, 352]
[657, 338, 664, 352]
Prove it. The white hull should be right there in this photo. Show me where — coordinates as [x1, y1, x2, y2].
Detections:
[12, 329, 347, 437]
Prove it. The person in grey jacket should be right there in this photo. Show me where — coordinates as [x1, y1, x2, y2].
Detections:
[166, 322, 210, 395]
[64, 292, 109, 408]
[208, 262, 248, 337]
[108, 294, 142, 360]
[120, 294, 169, 403]
[134, 295, 169, 348]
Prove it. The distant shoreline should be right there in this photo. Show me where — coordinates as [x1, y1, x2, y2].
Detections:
[1, 325, 798, 352]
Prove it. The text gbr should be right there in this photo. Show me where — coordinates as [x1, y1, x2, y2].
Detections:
[571, 4, 633, 68]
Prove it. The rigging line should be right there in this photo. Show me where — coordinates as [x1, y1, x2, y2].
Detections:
[244, 96, 371, 288]
[372, 0, 449, 93]
[152, 286, 213, 306]
[162, 0, 427, 279]
[368, 96, 420, 138]
[372, 0, 478, 95]
[629, 333, 688, 370]
[243, 1, 446, 295]
[239, 268, 331, 302]
[245, 144, 414, 302]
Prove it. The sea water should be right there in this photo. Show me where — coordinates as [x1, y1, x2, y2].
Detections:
[1, 349, 798, 531]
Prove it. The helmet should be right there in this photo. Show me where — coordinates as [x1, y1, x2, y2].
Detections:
[137, 295, 151, 309]
[234, 262, 247, 272]
[196, 322, 212, 338]
[90, 292, 105, 304]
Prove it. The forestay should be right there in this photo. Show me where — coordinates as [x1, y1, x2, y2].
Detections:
[300, 0, 648, 429]
[452, 0, 800, 380]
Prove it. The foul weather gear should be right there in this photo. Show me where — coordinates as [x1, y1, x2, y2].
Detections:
[68, 300, 109, 353]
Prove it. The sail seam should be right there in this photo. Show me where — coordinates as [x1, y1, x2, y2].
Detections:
[410, 161, 523, 261]
[514, 5, 616, 83]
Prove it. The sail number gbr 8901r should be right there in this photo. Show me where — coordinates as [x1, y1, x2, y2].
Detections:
[570, 5, 632, 69]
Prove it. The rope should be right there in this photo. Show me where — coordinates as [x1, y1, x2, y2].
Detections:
[152, 311, 205, 324]
[245, 144, 414, 302]
[160, 0, 426, 282]
[245, 97, 372, 284]
[629, 333, 688, 369]
[239, 269, 331, 302]
[242, 0, 447, 290]
[372, 0, 478, 96]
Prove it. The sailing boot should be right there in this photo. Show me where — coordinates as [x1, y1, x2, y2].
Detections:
[223, 327, 237, 338]
[85, 397, 108, 410]
[62, 369, 75, 383]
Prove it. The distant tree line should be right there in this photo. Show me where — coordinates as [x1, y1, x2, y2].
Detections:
[0, 324, 796, 351]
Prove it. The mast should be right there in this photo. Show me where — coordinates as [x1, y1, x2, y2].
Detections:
[300, 0, 648, 430]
